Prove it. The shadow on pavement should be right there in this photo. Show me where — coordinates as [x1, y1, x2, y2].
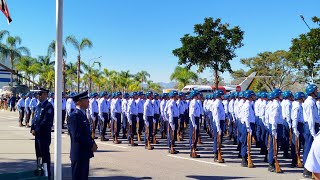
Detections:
[186, 175, 250, 180]
[88, 176, 152, 180]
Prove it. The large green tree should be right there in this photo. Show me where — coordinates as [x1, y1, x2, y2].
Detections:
[289, 16, 320, 84]
[172, 17, 244, 89]
[134, 70, 150, 90]
[170, 66, 198, 89]
[240, 50, 297, 91]
[81, 60, 101, 93]
[0, 35, 30, 86]
[65, 35, 92, 92]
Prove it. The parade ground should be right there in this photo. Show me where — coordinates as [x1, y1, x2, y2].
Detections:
[0, 110, 311, 180]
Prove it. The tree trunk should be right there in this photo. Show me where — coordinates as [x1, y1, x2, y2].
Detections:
[10, 56, 13, 87]
[63, 59, 66, 93]
[214, 63, 219, 90]
[89, 76, 92, 93]
[77, 55, 80, 93]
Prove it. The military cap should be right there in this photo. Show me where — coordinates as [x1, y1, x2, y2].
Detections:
[34, 87, 49, 94]
[72, 91, 89, 102]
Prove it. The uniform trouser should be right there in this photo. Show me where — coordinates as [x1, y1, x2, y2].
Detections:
[101, 113, 110, 137]
[160, 116, 167, 135]
[25, 107, 31, 124]
[144, 116, 154, 145]
[154, 114, 160, 135]
[268, 124, 282, 165]
[255, 116, 262, 146]
[259, 119, 267, 151]
[178, 114, 185, 133]
[19, 107, 25, 123]
[93, 112, 99, 131]
[121, 113, 128, 135]
[71, 158, 89, 180]
[167, 117, 178, 147]
[240, 122, 255, 158]
[62, 110, 66, 126]
[205, 112, 211, 132]
[128, 114, 137, 140]
[35, 138, 51, 179]
[282, 120, 290, 155]
[184, 111, 189, 125]
[111, 113, 121, 137]
[211, 118, 218, 153]
[291, 122, 304, 163]
[228, 113, 234, 137]
[10, 104, 16, 112]
[189, 117, 200, 148]
[302, 122, 319, 165]
[219, 120, 225, 143]
[137, 113, 144, 135]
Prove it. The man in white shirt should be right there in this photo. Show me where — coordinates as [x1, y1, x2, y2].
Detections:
[17, 94, 26, 127]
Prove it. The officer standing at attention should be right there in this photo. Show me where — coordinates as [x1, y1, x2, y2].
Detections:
[69, 91, 98, 180]
[143, 91, 155, 150]
[189, 90, 200, 158]
[25, 93, 32, 128]
[30, 88, 54, 179]
[62, 92, 67, 128]
[17, 94, 26, 127]
[303, 84, 320, 178]
[98, 91, 110, 141]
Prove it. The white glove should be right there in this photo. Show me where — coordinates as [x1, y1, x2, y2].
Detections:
[217, 128, 222, 135]
[113, 117, 117, 122]
[145, 120, 149, 127]
[194, 124, 197, 130]
[153, 119, 156, 123]
[170, 123, 175, 131]
[272, 129, 277, 139]
[101, 117, 105, 122]
[136, 117, 139, 122]
[288, 122, 292, 129]
[295, 131, 299, 138]
[128, 119, 132, 125]
[247, 128, 252, 135]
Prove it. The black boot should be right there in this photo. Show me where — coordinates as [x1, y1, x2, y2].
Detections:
[268, 164, 275, 172]
[241, 158, 248, 167]
[303, 168, 312, 178]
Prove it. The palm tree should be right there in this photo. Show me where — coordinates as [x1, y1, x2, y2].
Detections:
[37, 55, 55, 89]
[65, 62, 78, 92]
[15, 56, 36, 86]
[134, 70, 150, 90]
[47, 40, 67, 92]
[81, 61, 101, 93]
[0, 35, 30, 86]
[170, 66, 198, 89]
[65, 35, 93, 93]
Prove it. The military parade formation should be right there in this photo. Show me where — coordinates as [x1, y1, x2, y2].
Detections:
[2, 84, 320, 179]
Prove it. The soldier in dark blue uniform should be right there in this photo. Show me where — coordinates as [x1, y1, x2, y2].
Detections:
[30, 88, 54, 179]
[69, 91, 98, 180]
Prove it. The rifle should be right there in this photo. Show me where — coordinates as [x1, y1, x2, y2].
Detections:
[153, 119, 157, 144]
[177, 119, 181, 141]
[217, 132, 224, 163]
[295, 134, 303, 168]
[91, 117, 96, 139]
[273, 135, 283, 173]
[289, 127, 292, 147]
[190, 127, 199, 158]
[113, 117, 119, 144]
[146, 122, 153, 150]
[247, 132, 254, 168]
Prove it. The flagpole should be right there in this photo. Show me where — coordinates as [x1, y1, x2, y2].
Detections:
[54, 0, 63, 179]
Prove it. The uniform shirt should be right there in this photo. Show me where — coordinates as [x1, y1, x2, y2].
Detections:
[127, 99, 138, 116]
[281, 99, 292, 127]
[210, 99, 223, 130]
[291, 101, 304, 135]
[317, 101, 320, 120]
[62, 98, 66, 110]
[269, 99, 283, 132]
[66, 98, 76, 116]
[17, 98, 25, 109]
[136, 98, 144, 114]
[160, 99, 167, 117]
[265, 101, 272, 125]
[197, 100, 204, 115]
[237, 99, 245, 122]
[98, 98, 110, 120]
[48, 98, 54, 107]
[167, 99, 179, 124]
[303, 96, 320, 137]
[242, 100, 255, 129]
[25, 97, 31, 108]
[152, 99, 160, 115]
[228, 99, 234, 115]
[222, 99, 229, 115]
[177, 99, 185, 115]
[305, 131, 320, 173]
[122, 99, 128, 114]
[233, 99, 239, 120]
[258, 99, 267, 126]
[30, 97, 39, 110]
[189, 99, 200, 127]
[163, 99, 172, 121]
[89, 98, 99, 119]
[143, 99, 154, 120]
[254, 99, 261, 117]
[111, 98, 122, 119]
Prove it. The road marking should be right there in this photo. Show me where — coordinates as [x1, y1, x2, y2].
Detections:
[8, 126, 24, 129]
[96, 141, 128, 149]
[3, 117, 18, 119]
[167, 154, 227, 167]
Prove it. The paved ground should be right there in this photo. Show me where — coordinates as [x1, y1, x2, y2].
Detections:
[0, 110, 310, 180]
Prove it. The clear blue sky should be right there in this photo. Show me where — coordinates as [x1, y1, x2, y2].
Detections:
[2, 0, 319, 83]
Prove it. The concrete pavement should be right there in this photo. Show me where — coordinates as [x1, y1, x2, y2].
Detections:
[0, 110, 309, 180]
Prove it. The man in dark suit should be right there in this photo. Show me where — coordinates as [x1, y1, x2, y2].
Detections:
[31, 88, 54, 179]
[69, 91, 98, 180]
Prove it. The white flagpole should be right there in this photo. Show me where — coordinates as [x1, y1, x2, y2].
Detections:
[54, 0, 63, 179]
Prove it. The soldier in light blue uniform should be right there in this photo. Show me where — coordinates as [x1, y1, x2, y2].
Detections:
[281, 90, 293, 159]
[89, 93, 99, 139]
[48, 92, 54, 107]
[166, 90, 179, 154]
[177, 92, 186, 141]
[160, 93, 169, 139]
[62, 92, 67, 129]
[302, 84, 320, 178]
[127, 92, 138, 146]
[111, 91, 122, 144]
[17, 93, 26, 127]
[121, 93, 129, 139]
[136, 92, 144, 141]
[98, 91, 110, 141]
[143, 91, 154, 150]
[30, 92, 39, 122]
[25, 93, 32, 128]
[152, 93, 160, 144]
[189, 90, 200, 158]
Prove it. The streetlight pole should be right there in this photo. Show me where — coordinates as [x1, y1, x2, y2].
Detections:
[300, 14, 311, 30]
[88, 56, 102, 93]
